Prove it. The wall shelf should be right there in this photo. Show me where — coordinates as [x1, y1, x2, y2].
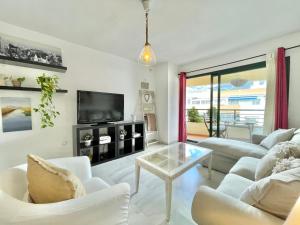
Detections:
[0, 86, 68, 93]
[0, 55, 67, 73]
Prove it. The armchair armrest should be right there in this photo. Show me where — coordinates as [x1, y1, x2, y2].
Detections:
[192, 186, 284, 225]
[48, 156, 92, 182]
[251, 134, 267, 144]
[2, 183, 130, 225]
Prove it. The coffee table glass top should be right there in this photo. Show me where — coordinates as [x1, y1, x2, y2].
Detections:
[137, 143, 212, 175]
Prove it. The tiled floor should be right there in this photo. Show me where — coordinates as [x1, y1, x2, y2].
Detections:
[187, 134, 208, 142]
[92, 144, 225, 225]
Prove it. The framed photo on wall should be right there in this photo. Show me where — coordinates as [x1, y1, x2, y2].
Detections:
[0, 97, 32, 132]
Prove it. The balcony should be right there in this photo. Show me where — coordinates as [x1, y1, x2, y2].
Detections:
[186, 108, 264, 142]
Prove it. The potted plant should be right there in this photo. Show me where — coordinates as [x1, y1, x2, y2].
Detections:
[33, 74, 60, 128]
[120, 129, 127, 140]
[82, 133, 93, 147]
[187, 107, 208, 136]
[11, 77, 25, 87]
[188, 107, 203, 123]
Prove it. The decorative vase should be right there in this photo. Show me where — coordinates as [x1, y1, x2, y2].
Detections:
[11, 80, 21, 87]
[84, 139, 92, 147]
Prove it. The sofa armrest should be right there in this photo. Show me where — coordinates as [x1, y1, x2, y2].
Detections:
[251, 134, 267, 144]
[48, 156, 92, 182]
[192, 186, 284, 225]
[2, 183, 130, 225]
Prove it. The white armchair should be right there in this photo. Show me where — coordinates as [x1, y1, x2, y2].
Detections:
[0, 156, 130, 225]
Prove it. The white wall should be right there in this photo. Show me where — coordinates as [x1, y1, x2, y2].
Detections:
[0, 21, 155, 170]
[153, 63, 169, 143]
[153, 62, 178, 144]
[180, 31, 300, 128]
[167, 63, 179, 143]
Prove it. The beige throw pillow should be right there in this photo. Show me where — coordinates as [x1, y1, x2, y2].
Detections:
[260, 128, 295, 149]
[255, 141, 300, 181]
[240, 167, 300, 219]
[27, 154, 86, 204]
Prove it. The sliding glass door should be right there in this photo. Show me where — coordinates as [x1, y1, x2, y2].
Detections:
[217, 67, 267, 141]
[186, 75, 212, 140]
[186, 62, 268, 142]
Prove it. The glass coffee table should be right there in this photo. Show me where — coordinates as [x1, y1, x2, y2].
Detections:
[135, 142, 213, 222]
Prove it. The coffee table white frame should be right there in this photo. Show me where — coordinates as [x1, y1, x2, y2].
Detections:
[135, 143, 213, 222]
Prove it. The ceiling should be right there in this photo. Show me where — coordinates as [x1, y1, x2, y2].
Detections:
[0, 0, 299, 65]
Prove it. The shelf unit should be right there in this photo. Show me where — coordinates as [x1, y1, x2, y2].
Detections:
[73, 121, 145, 166]
[0, 55, 67, 73]
[0, 85, 68, 93]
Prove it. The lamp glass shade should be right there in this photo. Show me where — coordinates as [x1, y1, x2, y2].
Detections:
[138, 43, 156, 66]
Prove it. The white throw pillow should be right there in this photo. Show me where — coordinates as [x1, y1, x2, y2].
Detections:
[240, 167, 300, 219]
[260, 129, 295, 149]
[255, 141, 300, 180]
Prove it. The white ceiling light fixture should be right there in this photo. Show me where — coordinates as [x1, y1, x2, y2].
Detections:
[138, 0, 157, 67]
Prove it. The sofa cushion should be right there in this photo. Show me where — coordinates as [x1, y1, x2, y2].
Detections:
[229, 157, 260, 181]
[217, 173, 253, 199]
[83, 177, 110, 194]
[255, 141, 300, 181]
[260, 129, 295, 149]
[290, 129, 300, 145]
[27, 154, 86, 203]
[198, 137, 268, 160]
[240, 167, 300, 219]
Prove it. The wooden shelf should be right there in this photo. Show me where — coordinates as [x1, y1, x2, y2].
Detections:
[0, 85, 68, 93]
[0, 55, 67, 73]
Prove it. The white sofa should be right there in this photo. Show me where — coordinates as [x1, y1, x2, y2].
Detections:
[0, 156, 130, 225]
[192, 156, 285, 225]
[198, 134, 269, 173]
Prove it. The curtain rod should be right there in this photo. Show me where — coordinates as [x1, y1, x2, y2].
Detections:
[181, 44, 300, 75]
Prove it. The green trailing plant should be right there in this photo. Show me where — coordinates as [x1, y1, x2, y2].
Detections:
[34, 74, 60, 128]
[188, 107, 203, 123]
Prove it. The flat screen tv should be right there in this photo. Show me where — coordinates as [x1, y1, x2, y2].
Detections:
[77, 90, 124, 124]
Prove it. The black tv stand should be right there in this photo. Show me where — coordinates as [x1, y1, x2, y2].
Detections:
[73, 121, 145, 166]
[90, 122, 109, 126]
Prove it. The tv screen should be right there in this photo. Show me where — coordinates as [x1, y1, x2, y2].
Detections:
[77, 91, 124, 124]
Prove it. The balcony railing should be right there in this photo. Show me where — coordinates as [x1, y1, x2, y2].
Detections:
[186, 108, 265, 126]
[186, 108, 265, 141]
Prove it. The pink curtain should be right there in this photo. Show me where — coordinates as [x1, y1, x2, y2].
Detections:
[178, 72, 187, 142]
[274, 47, 288, 129]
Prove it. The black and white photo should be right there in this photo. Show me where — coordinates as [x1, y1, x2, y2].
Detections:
[0, 33, 63, 66]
